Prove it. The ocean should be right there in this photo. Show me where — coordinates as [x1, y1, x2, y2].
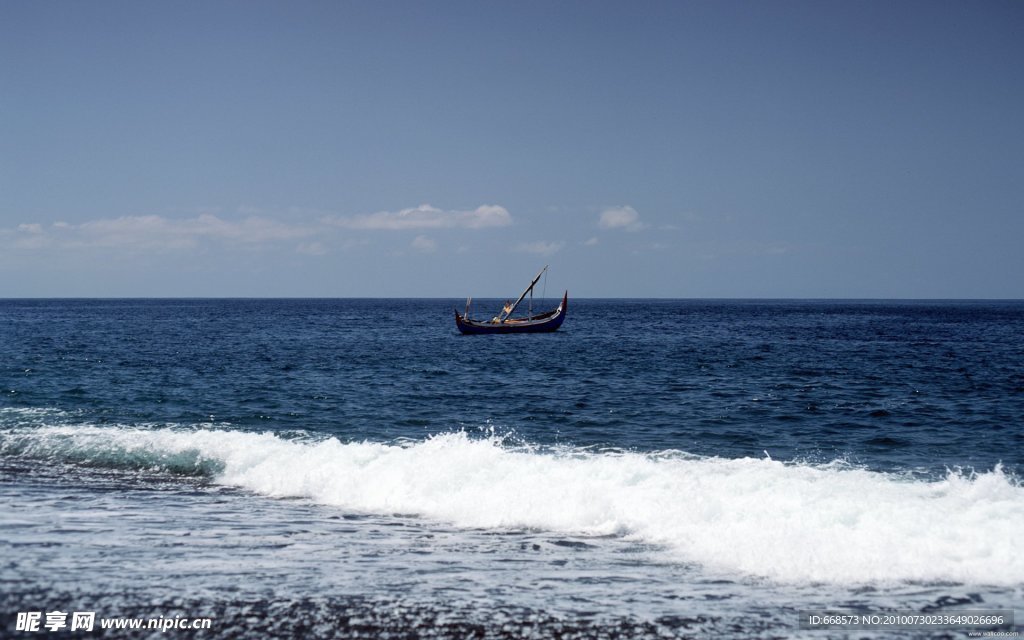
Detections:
[1, 298, 1022, 638]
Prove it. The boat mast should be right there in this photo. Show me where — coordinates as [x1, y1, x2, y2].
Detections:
[497, 265, 547, 323]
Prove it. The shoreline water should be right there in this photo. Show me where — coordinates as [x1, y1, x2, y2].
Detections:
[2, 299, 1022, 637]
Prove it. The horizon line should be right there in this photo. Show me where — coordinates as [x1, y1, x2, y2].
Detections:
[2, 296, 1022, 302]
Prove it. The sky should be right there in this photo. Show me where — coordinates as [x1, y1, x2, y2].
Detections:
[2, 0, 1022, 298]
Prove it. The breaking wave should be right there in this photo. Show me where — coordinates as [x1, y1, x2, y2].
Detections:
[2, 424, 1022, 586]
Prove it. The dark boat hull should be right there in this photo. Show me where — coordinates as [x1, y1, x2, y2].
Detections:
[455, 292, 567, 334]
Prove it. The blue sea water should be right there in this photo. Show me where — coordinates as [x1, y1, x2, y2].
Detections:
[1, 299, 1022, 638]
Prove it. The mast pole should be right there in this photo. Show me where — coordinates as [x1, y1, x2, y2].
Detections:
[499, 265, 547, 322]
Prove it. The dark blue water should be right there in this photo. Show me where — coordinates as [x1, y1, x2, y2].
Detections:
[2, 299, 1022, 638]
[4, 299, 1022, 473]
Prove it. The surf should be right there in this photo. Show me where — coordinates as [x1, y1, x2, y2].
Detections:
[2, 424, 1022, 586]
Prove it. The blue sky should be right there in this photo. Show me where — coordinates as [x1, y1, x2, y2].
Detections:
[2, 0, 1022, 298]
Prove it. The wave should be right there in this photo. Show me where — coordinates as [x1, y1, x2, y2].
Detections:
[2, 424, 1022, 586]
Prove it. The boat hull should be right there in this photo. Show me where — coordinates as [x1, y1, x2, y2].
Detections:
[455, 292, 567, 335]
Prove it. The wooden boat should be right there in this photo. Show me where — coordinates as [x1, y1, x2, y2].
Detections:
[455, 266, 567, 334]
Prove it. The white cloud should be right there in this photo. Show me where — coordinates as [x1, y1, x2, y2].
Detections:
[12, 223, 49, 249]
[583, 236, 599, 246]
[328, 204, 512, 230]
[515, 240, 564, 256]
[2, 202, 513, 256]
[297, 241, 328, 256]
[3, 214, 317, 251]
[411, 235, 437, 252]
[599, 205, 644, 231]
[765, 243, 792, 255]
[85, 214, 315, 247]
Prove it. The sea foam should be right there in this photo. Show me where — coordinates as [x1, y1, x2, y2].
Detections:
[3, 425, 1022, 586]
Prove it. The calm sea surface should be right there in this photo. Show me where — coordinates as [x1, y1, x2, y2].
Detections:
[2, 299, 1022, 637]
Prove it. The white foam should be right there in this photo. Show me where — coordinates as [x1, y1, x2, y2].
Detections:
[4, 425, 1022, 586]
[0, 406, 75, 419]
